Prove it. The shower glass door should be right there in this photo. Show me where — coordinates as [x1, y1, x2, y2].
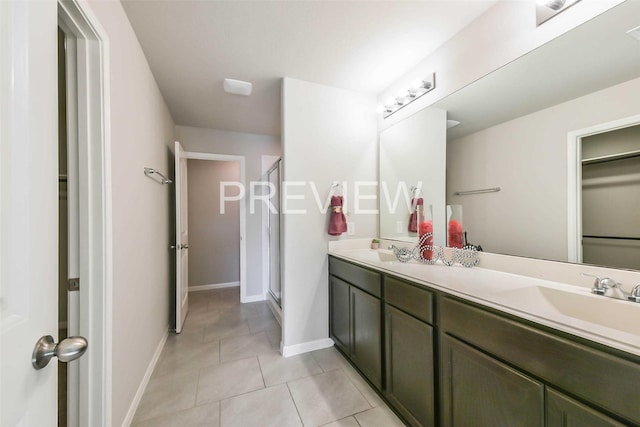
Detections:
[267, 160, 282, 306]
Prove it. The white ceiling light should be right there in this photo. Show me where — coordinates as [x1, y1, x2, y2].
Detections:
[223, 78, 252, 96]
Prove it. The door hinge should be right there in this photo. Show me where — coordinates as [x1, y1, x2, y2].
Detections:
[68, 278, 80, 292]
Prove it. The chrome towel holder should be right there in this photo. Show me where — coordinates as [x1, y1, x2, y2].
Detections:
[144, 167, 172, 184]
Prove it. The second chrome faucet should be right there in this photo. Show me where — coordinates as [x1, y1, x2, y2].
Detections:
[582, 273, 640, 303]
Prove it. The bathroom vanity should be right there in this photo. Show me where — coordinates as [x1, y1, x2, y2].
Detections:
[328, 245, 640, 427]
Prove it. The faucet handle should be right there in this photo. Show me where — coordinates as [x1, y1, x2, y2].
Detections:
[581, 273, 607, 295]
[628, 284, 640, 303]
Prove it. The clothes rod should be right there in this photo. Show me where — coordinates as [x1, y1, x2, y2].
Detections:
[144, 167, 172, 184]
[582, 149, 640, 165]
[454, 187, 501, 196]
[583, 235, 640, 241]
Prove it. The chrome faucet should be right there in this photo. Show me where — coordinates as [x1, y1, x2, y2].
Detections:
[581, 273, 631, 301]
[628, 284, 640, 303]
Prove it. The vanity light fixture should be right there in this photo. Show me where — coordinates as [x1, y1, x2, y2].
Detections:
[380, 73, 436, 119]
[536, 0, 581, 25]
[223, 78, 253, 96]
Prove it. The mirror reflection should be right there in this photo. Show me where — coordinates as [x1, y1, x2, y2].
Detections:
[379, 0, 640, 270]
[379, 106, 446, 246]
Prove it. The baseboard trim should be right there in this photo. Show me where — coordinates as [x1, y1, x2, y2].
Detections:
[189, 282, 239, 292]
[241, 293, 267, 303]
[121, 329, 169, 427]
[282, 338, 334, 358]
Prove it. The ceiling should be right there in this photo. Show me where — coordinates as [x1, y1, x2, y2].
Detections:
[121, 0, 498, 137]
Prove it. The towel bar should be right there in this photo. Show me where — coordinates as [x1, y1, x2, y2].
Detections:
[453, 187, 500, 196]
[144, 167, 172, 184]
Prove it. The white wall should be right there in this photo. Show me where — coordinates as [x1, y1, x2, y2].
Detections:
[86, 1, 176, 425]
[174, 126, 281, 299]
[377, 0, 622, 130]
[447, 75, 640, 262]
[281, 77, 378, 354]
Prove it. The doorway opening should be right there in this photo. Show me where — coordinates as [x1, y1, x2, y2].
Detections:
[182, 152, 248, 302]
[567, 114, 640, 267]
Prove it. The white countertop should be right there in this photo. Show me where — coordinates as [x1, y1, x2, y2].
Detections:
[329, 242, 640, 358]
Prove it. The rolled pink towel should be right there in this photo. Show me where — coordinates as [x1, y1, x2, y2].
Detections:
[408, 198, 424, 232]
[328, 196, 347, 236]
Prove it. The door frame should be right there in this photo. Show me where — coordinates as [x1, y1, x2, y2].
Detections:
[58, 1, 112, 425]
[185, 152, 249, 302]
[567, 113, 640, 263]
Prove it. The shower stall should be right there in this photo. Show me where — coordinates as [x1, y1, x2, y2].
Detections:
[267, 159, 282, 307]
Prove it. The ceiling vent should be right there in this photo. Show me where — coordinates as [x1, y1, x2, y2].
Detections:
[223, 79, 252, 96]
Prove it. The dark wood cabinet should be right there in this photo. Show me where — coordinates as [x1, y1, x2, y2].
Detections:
[329, 276, 351, 354]
[440, 334, 544, 427]
[385, 304, 434, 427]
[328, 256, 382, 390]
[546, 389, 626, 427]
[328, 256, 640, 427]
[351, 286, 382, 389]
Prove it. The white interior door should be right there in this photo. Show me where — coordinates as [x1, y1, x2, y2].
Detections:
[0, 1, 60, 425]
[174, 141, 189, 333]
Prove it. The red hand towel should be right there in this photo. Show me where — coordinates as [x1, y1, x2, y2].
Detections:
[408, 197, 424, 232]
[448, 220, 463, 248]
[328, 196, 348, 236]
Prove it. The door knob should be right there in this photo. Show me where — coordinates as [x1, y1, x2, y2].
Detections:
[32, 335, 88, 370]
[170, 245, 179, 250]
[182, 244, 189, 249]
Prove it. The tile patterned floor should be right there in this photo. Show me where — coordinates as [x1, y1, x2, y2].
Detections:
[132, 287, 405, 427]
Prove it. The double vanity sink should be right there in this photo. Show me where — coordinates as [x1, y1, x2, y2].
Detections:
[335, 247, 640, 356]
[328, 243, 640, 427]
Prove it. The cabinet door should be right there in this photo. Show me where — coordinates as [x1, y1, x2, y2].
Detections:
[441, 335, 544, 427]
[385, 305, 434, 427]
[547, 388, 626, 427]
[351, 286, 382, 389]
[329, 276, 351, 354]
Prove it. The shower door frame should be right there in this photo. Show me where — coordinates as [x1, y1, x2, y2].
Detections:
[267, 159, 283, 307]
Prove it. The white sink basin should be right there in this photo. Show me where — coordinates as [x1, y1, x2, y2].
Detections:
[490, 285, 640, 336]
[340, 249, 401, 264]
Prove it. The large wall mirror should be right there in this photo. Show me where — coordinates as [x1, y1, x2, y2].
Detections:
[379, 107, 446, 246]
[379, 0, 640, 271]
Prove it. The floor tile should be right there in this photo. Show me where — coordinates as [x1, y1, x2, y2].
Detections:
[287, 369, 371, 427]
[154, 339, 220, 377]
[266, 328, 282, 349]
[133, 369, 199, 423]
[219, 331, 273, 362]
[203, 317, 251, 343]
[320, 417, 360, 427]
[341, 363, 385, 408]
[248, 313, 280, 334]
[258, 351, 323, 386]
[220, 384, 302, 427]
[310, 347, 350, 373]
[132, 401, 220, 427]
[163, 327, 204, 349]
[354, 406, 405, 427]
[196, 357, 264, 405]
[183, 309, 222, 330]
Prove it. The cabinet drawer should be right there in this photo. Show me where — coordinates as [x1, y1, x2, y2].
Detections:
[440, 296, 640, 425]
[329, 256, 381, 297]
[384, 276, 433, 324]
